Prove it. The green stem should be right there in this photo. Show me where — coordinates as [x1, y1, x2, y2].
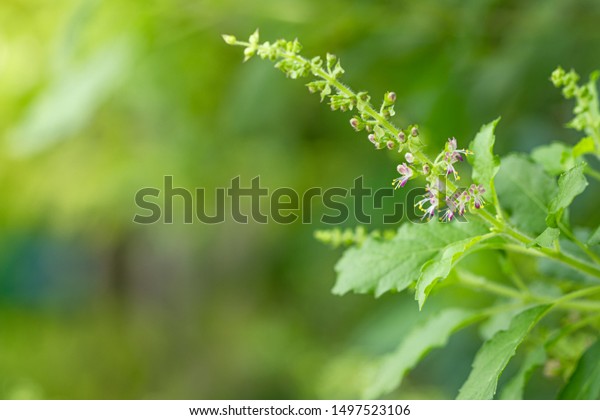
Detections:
[584, 166, 600, 182]
[456, 269, 600, 312]
[557, 220, 600, 265]
[477, 210, 600, 280]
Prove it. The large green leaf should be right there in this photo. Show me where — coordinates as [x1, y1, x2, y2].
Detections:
[364, 308, 476, 399]
[500, 345, 546, 399]
[333, 219, 487, 297]
[558, 338, 600, 399]
[468, 118, 501, 201]
[457, 305, 550, 400]
[531, 143, 575, 175]
[416, 234, 492, 309]
[495, 155, 557, 236]
[546, 162, 588, 227]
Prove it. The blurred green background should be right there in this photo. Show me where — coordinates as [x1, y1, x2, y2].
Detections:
[1, 0, 599, 399]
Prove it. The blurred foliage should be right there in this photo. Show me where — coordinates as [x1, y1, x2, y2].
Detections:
[0, 0, 599, 399]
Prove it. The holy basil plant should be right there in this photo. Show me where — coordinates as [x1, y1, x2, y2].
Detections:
[224, 31, 600, 400]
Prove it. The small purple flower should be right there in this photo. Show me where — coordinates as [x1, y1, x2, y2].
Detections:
[368, 134, 378, 147]
[441, 206, 455, 222]
[455, 191, 471, 216]
[469, 184, 486, 209]
[415, 185, 439, 219]
[445, 159, 459, 181]
[387, 140, 395, 150]
[393, 163, 413, 189]
[446, 137, 471, 162]
[405, 152, 414, 163]
[443, 137, 471, 181]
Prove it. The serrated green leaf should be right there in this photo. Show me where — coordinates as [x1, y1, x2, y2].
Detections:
[558, 338, 600, 399]
[416, 234, 493, 309]
[528, 227, 560, 248]
[496, 155, 558, 236]
[500, 345, 546, 399]
[364, 308, 476, 399]
[531, 143, 575, 175]
[468, 118, 500, 200]
[333, 219, 487, 297]
[547, 162, 588, 227]
[457, 305, 550, 400]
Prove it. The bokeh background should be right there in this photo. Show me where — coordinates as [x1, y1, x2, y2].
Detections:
[1, 0, 599, 399]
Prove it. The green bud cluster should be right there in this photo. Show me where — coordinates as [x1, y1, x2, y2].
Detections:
[551, 67, 600, 156]
[224, 30, 486, 220]
[314, 226, 394, 248]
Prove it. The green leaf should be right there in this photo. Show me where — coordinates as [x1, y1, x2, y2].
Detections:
[547, 162, 588, 227]
[500, 345, 546, 399]
[588, 226, 600, 246]
[468, 118, 501, 200]
[416, 234, 493, 309]
[495, 155, 558, 236]
[334, 219, 487, 297]
[364, 308, 476, 399]
[531, 143, 575, 175]
[457, 305, 550, 400]
[573, 137, 595, 158]
[558, 338, 600, 399]
[528, 227, 560, 249]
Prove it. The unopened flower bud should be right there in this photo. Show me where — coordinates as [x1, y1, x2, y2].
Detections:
[411, 127, 419, 137]
[387, 91, 397, 103]
[368, 134, 377, 146]
[422, 164, 430, 175]
[350, 118, 360, 129]
[398, 132, 406, 143]
[405, 152, 414, 163]
[387, 141, 395, 150]
[222, 34, 237, 45]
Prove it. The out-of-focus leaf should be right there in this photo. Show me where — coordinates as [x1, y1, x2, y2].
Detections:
[558, 338, 600, 399]
[496, 155, 557, 236]
[500, 345, 546, 399]
[588, 226, 600, 246]
[333, 219, 487, 297]
[572, 137, 595, 158]
[9, 38, 134, 156]
[364, 308, 476, 399]
[531, 143, 574, 175]
[457, 305, 550, 400]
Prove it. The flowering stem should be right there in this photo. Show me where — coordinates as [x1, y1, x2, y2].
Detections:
[311, 41, 600, 280]
[227, 35, 600, 282]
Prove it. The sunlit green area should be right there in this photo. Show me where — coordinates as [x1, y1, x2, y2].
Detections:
[0, 0, 599, 399]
